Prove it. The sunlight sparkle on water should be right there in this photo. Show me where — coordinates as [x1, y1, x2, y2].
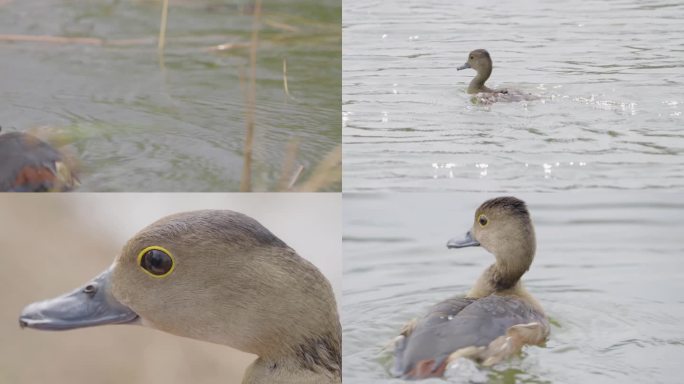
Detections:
[476, 163, 488, 177]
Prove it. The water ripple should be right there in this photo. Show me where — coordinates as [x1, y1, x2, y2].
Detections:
[343, 0, 684, 192]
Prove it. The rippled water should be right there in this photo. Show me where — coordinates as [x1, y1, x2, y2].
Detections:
[343, 0, 684, 192]
[0, 0, 340, 191]
[343, 193, 684, 383]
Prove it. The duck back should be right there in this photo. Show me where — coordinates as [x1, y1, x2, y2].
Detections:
[392, 295, 546, 379]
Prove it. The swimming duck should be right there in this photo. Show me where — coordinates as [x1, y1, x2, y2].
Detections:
[0, 129, 78, 192]
[457, 49, 537, 104]
[19, 210, 341, 384]
[391, 197, 549, 379]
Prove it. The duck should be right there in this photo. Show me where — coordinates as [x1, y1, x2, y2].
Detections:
[457, 49, 505, 95]
[0, 129, 79, 192]
[19, 210, 341, 384]
[391, 196, 549, 379]
[457, 49, 536, 103]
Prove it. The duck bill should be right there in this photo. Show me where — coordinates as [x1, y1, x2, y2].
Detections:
[19, 265, 138, 331]
[457, 62, 471, 71]
[447, 231, 480, 248]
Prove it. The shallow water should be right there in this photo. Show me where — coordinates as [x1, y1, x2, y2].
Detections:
[343, 0, 684, 192]
[343, 193, 684, 383]
[0, 0, 340, 191]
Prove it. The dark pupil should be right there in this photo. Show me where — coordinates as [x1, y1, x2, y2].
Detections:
[479, 216, 487, 225]
[141, 249, 172, 275]
[470, 56, 473, 59]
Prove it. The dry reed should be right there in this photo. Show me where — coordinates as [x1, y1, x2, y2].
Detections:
[158, 0, 169, 53]
[239, 0, 262, 192]
[294, 145, 342, 192]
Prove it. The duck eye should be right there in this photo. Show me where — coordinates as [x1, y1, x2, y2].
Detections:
[478, 214, 488, 227]
[137, 246, 175, 278]
[470, 55, 474, 59]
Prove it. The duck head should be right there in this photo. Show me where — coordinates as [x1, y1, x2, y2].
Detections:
[457, 49, 492, 73]
[447, 197, 536, 293]
[19, 210, 341, 370]
[457, 49, 494, 94]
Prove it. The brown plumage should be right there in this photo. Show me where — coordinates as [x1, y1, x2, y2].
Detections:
[457, 49, 501, 94]
[0, 131, 78, 192]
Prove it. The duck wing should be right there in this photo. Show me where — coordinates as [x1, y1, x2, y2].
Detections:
[392, 295, 545, 379]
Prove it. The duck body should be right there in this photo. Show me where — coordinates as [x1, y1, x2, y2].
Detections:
[470, 89, 539, 105]
[391, 197, 549, 379]
[393, 293, 547, 378]
[0, 131, 78, 192]
[20, 210, 341, 384]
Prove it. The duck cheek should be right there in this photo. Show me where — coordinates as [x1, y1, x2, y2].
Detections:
[475, 231, 494, 253]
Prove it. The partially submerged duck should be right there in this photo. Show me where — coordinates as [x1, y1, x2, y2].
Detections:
[20, 210, 341, 384]
[457, 49, 536, 103]
[392, 197, 549, 379]
[0, 129, 78, 192]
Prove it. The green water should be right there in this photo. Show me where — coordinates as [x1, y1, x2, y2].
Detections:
[0, 0, 340, 191]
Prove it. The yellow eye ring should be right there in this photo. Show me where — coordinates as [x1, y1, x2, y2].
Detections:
[137, 246, 175, 278]
[478, 214, 488, 227]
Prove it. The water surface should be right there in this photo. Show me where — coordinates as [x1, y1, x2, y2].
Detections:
[343, 193, 684, 383]
[0, 0, 341, 191]
[343, 0, 684, 192]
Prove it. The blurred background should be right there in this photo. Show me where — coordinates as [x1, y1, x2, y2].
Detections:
[0, 0, 341, 191]
[0, 193, 341, 384]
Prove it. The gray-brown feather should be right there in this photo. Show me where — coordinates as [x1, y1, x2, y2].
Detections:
[0, 132, 63, 191]
[392, 295, 546, 377]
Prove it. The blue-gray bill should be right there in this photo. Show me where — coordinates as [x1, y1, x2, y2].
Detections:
[19, 266, 138, 330]
[456, 62, 471, 71]
[446, 231, 480, 248]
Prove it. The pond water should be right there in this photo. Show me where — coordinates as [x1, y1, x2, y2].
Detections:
[0, 0, 340, 191]
[343, 0, 684, 192]
[343, 193, 684, 383]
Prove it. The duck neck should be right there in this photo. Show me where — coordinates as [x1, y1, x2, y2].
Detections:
[468, 66, 492, 94]
[240, 249, 342, 382]
[244, 333, 341, 383]
[467, 254, 531, 298]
